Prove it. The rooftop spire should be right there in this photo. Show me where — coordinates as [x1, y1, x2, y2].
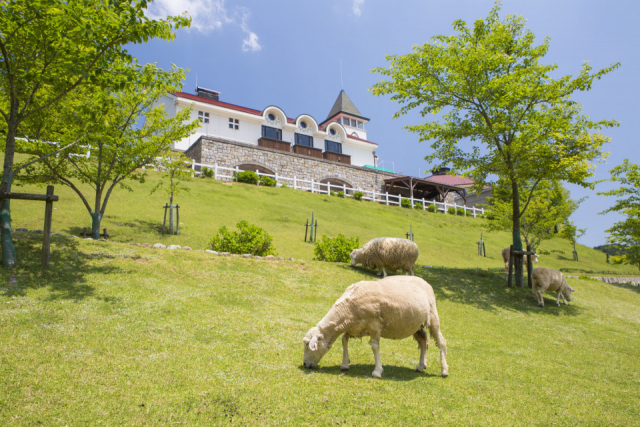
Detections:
[327, 90, 365, 120]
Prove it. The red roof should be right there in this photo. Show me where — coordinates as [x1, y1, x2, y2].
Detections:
[424, 174, 474, 186]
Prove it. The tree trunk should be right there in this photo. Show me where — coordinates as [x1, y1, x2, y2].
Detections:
[1, 120, 19, 267]
[91, 211, 102, 240]
[512, 181, 524, 287]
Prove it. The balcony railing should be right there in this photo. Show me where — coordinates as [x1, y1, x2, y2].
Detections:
[292, 145, 323, 159]
[258, 137, 291, 153]
[323, 151, 351, 165]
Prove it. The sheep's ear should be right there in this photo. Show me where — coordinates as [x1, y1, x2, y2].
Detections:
[571, 288, 576, 293]
[309, 335, 318, 351]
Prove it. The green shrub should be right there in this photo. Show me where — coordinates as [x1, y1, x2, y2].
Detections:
[201, 167, 214, 178]
[353, 191, 363, 201]
[447, 206, 457, 215]
[234, 170, 258, 184]
[427, 203, 437, 213]
[330, 190, 336, 197]
[486, 211, 495, 220]
[259, 176, 277, 187]
[414, 202, 423, 210]
[401, 198, 412, 208]
[337, 191, 346, 198]
[314, 234, 360, 263]
[280, 182, 289, 189]
[456, 207, 466, 216]
[207, 220, 277, 256]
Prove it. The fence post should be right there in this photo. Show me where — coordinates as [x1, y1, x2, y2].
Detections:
[386, 192, 389, 206]
[191, 159, 195, 177]
[214, 163, 218, 180]
[343, 183, 346, 196]
[411, 195, 414, 209]
[41, 185, 54, 267]
[311, 177, 314, 194]
[293, 176, 297, 190]
[473, 206, 476, 218]
[372, 189, 376, 203]
[422, 198, 426, 210]
[482, 207, 484, 214]
[256, 169, 260, 186]
[275, 171, 278, 185]
[444, 201, 447, 213]
[327, 181, 331, 195]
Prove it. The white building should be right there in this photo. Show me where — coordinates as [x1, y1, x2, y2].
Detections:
[155, 88, 379, 168]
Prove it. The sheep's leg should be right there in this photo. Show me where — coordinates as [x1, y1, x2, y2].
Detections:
[340, 334, 350, 371]
[533, 286, 543, 307]
[556, 292, 562, 306]
[381, 267, 387, 278]
[369, 336, 384, 378]
[428, 315, 449, 377]
[413, 328, 428, 372]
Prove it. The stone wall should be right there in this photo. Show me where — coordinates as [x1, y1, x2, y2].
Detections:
[184, 136, 395, 192]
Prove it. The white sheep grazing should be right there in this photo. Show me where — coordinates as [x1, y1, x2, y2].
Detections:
[531, 267, 575, 307]
[303, 276, 448, 378]
[501, 247, 539, 273]
[350, 237, 419, 278]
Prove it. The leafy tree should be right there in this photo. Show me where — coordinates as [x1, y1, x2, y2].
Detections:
[151, 151, 194, 235]
[17, 63, 198, 239]
[597, 159, 640, 271]
[559, 220, 586, 261]
[371, 4, 618, 287]
[486, 179, 580, 251]
[0, 0, 189, 265]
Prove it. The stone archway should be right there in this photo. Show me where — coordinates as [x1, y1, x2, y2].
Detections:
[235, 163, 275, 175]
[320, 177, 354, 195]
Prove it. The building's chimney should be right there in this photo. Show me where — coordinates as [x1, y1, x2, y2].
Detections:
[196, 87, 220, 101]
[432, 167, 451, 176]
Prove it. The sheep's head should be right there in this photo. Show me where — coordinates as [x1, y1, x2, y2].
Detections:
[303, 326, 330, 368]
[533, 254, 540, 263]
[350, 249, 362, 266]
[561, 279, 575, 302]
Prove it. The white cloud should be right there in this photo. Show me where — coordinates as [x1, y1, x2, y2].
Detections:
[146, 0, 261, 52]
[352, 0, 364, 17]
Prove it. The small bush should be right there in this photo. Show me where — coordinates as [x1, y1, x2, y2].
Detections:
[330, 190, 336, 197]
[259, 176, 277, 187]
[201, 167, 214, 178]
[414, 202, 423, 210]
[207, 220, 277, 256]
[401, 198, 412, 208]
[456, 207, 466, 216]
[427, 203, 437, 213]
[234, 170, 258, 184]
[486, 211, 496, 220]
[337, 191, 346, 198]
[353, 191, 363, 201]
[447, 206, 457, 215]
[280, 182, 289, 189]
[314, 234, 360, 263]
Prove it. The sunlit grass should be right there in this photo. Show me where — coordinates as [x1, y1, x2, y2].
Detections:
[1, 235, 639, 425]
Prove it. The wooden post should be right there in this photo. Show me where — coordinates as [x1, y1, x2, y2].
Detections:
[162, 203, 168, 234]
[314, 220, 318, 242]
[527, 244, 533, 289]
[483, 241, 486, 257]
[304, 219, 309, 242]
[103, 229, 108, 240]
[176, 205, 180, 235]
[507, 245, 514, 288]
[41, 186, 54, 267]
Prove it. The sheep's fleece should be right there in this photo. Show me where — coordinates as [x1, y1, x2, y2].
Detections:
[350, 237, 419, 277]
[303, 276, 448, 378]
[501, 247, 539, 273]
[531, 267, 575, 307]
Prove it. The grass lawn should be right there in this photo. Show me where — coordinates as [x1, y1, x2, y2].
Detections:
[7, 161, 637, 276]
[1, 235, 639, 425]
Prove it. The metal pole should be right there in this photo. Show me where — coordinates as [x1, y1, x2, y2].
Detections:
[314, 220, 318, 242]
[304, 219, 309, 242]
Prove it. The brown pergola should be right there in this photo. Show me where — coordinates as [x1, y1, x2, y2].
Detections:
[383, 176, 467, 204]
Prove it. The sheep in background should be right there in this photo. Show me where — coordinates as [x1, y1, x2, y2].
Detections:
[350, 238, 418, 278]
[532, 267, 575, 307]
[501, 247, 539, 273]
[303, 276, 448, 378]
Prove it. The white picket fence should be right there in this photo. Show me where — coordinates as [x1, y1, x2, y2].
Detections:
[190, 161, 485, 218]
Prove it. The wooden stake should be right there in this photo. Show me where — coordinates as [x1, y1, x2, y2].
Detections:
[507, 245, 514, 288]
[41, 186, 54, 267]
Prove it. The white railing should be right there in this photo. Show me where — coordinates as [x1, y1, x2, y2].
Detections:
[190, 161, 485, 218]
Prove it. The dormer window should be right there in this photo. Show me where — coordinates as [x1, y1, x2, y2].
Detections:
[198, 111, 209, 124]
[341, 117, 364, 129]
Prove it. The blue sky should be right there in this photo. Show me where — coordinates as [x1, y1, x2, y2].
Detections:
[130, 0, 640, 248]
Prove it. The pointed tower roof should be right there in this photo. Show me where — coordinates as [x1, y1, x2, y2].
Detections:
[326, 90, 368, 121]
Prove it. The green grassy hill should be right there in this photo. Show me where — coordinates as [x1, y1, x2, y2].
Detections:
[8, 167, 636, 275]
[1, 235, 639, 425]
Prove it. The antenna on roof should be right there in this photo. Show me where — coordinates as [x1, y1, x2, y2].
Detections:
[340, 58, 344, 90]
[195, 73, 198, 91]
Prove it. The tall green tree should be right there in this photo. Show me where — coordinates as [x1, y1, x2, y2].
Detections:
[486, 179, 580, 251]
[0, 0, 189, 265]
[597, 160, 640, 271]
[371, 4, 618, 287]
[17, 63, 198, 239]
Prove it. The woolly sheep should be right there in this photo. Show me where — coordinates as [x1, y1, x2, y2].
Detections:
[501, 247, 539, 273]
[303, 276, 449, 378]
[350, 238, 418, 278]
[531, 267, 575, 307]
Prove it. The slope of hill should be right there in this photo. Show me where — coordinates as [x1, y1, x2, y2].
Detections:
[8, 168, 635, 275]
